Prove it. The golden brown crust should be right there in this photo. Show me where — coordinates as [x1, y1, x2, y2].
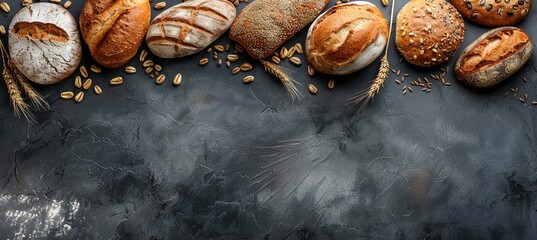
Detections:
[451, 0, 532, 27]
[79, 0, 150, 68]
[229, 0, 330, 60]
[454, 27, 533, 89]
[395, 0, 464, 67]
[306, 2, 388, 74]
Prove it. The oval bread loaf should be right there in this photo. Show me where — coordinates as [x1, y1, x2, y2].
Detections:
[451, 0, 532, 27]
[9, 3, 81, 85]
[305, 2, 388, 75]
[454, 27, 532, 89]
[80, 0, 150, 68]
[229, 0, 330, 60]
[146, 0, 236, 59]
[395, 0, 465, 67]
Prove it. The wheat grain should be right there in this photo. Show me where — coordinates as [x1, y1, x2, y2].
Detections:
[260, 60, 303, 101]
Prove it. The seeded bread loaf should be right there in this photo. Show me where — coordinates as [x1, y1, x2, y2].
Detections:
[229, 0, 330, 60]
[146, 0, 236, 59]
[395, 0, 465, 67]
[80, 0, 150, 68]
[305, 2, 388, 75]
[451, 0, 532, 27]
[9, 3, 81, 85]
[455, 27, 532, 89]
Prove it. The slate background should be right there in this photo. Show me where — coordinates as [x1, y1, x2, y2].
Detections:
[1, 0, 537, 239]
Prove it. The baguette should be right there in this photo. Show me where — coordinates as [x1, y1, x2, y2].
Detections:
[229, 0, 330, 60]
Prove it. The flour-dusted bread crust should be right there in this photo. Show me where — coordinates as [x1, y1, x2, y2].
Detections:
[146, 0, 236, 59]
[455, 27, 533, 89]
[229, 0, 330, 60]
[395, 0, 465, 67]
[305, 2, 388, 75]
[8, 3, 81, 85]
[80, 0, 150, 68]
[451, 0, 532, 27]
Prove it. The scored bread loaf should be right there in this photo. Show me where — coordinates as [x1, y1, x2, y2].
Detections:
[229, 0, 330, 60]
[79, 0, 150, 68]
[146, 0, 236, 59]
[306, 2, 388, 75]
[9, 3, 81, 85]
[455, 27, 533, 89]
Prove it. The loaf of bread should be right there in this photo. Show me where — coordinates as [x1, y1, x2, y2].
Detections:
[305, 2, 388, 75]
[455, 27, 532, 89]
[451, 0, 532, 27]
[79, 0, 150, 68]
[8, 3, 81, 85]
[395, 0, 465, 67]
[229, 0, 330, 60]
[146, 0, 236, 59]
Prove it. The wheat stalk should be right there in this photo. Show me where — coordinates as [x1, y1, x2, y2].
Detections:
[10, 61, 50, 111]
[0, 41, 36, 122]
[349, 0, 396, 110]
[260, 60, 304, 101]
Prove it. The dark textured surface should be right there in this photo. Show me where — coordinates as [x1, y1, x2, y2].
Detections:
[1, 0, 537, 239]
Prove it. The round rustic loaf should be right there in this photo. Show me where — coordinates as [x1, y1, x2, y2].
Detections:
[455, 27, 533, 89]
[395, 0, 465, 67]
[8, 3, 81, 85]
[451, 0, 532, 27]
[80, 0, 150, 68]
[146, 0, 236, 59]
[305, 2, 388, 75]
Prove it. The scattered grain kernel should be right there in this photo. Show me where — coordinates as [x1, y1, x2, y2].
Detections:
[154, 64, 162, 72]
[90, 65, 101, 73]
[327, 79, 335, 90]
[289, 56, 302, 66]
[240, 63, 252, 71]
[154, 1, 166, 9]
[156, 74, 165, 85]
[74, 76, 82, 88]
[94, 85, 102, 95]
[173, 73, 182, 86]
[139, 50, 148, 62]
[74, 92, 84, 103]
[227, 54, 239, 62]
[242, 75, 254, 84]
[199, 58, 209, 66]
[110, 77, 123, 85]
[307, 64, 315, 76]
[232, 67, 240, 75]
[125, 66, 136, 74]
[63, 0, 71, 8]
[60, 91, 74, 99]
[79, 66, 88, 78]
[82, 78, 92, 90]
[308, 84, 318, 94]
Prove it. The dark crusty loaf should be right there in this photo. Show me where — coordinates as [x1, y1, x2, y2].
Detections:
[451, 0, 532, 27]
[395, 0, 465, 67]
[79, 0, 150, 68]
[146, 0, 236, 59]
[455, 27, 533, 89]
[229, 0, 330, 60]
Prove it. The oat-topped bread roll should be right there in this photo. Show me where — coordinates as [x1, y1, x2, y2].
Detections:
[396, 0, 465, 67]
[455, 27, 533, 89]
[229, 0, 330, 60]
[306, 2, 388, 75]
[9, 3, 81, 85]
[451, 0, 532, 27]
[146, 0, 236, 59]
[80, 0, 150, 68]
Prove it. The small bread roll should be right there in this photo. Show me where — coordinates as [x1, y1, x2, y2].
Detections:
[455, 27, 533, 89]
[305, 2, 388, 75]
[395, 0, 465, 67]
[9, 3, 81, 85]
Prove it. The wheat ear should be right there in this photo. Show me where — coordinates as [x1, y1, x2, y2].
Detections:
[10, 61, 50, 111]
[0, 41, 35, 122]
[260, 60, 304, 101]
[349, 0, 396, 110]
